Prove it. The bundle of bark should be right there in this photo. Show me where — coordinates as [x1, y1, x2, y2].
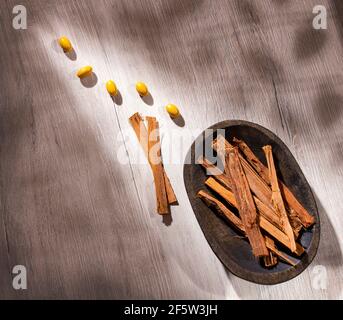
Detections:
[197, 135, 315, 267]
[129, 113, 177, 215]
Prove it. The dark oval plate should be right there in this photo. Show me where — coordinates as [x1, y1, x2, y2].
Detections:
[183, 120, 320, 285]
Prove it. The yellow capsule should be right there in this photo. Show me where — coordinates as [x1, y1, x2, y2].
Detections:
[166, 104, 180, 118]
[136, 82, 148, 97]
[106, 80, 118, 96]
[77, 66, 93, 79]
[58, 36, 72, 52]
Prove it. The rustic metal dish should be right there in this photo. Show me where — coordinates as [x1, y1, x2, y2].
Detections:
[183, 120, 320, 285]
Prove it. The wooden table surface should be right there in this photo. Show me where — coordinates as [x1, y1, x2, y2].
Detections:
[0, 0, 342, 299]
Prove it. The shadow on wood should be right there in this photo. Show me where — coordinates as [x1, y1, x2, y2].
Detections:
[294, 19, 328, 60]
[315, 81, 343, 127]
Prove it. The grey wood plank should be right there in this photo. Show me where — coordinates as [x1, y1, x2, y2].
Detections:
[0, 0, 342, 299]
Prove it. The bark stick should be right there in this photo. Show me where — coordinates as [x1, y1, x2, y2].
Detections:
[198, 190, 299, 265]
[199, 157, 303, 238]
[201, 151, 303, 239]
[146, 116, 169, 214]
[198, 190, 245, 232]
[204, 178, 304, 255]
[227, 147, 268, 257]
[205, 177, 282, 232]
[213, 136, 310, 234]
[263, 250, 278, 268]
[197, 156, 232, 189]
[263, 145, 297, 252]
[232, 137, 270, 182]
[233, 137, 315, 227]
[265, 237, 296, 267]
[129, 112, 177, 205]
[213, 136, 274, 210]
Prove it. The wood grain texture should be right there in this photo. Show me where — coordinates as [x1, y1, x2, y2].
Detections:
[0, 0, 342, 299]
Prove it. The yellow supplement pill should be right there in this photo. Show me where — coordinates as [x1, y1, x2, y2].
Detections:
[136, 82, 148, 97]
[58, 36, 72, 52]
[77, 66, 93, 78]
[166, 104, 180, 118]
[106, 80, 118, 96]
